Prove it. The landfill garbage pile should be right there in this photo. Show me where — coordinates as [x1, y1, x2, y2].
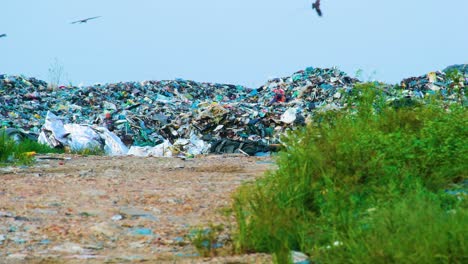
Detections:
[1, 65, 466, 156]
[398, 65, 467, 102]
[444, 64, 468, 75]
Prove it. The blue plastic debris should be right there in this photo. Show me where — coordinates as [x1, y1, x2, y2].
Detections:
[39, 239, 51, 245]
[174, 252, 200, 257]
[130, 228, 153, 236]
[445, 190, 467, 196]
[174, 237, 184, 243]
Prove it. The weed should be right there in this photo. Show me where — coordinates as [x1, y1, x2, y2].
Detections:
[0, 132, 63, 166]
[0, 132, 19, 164]
[48, 57, 64, 89]
[188, 223, 225, 257]
[68, 145, 105, 156]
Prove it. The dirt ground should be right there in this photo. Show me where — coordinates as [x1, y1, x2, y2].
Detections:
[0, 154, 276, 263]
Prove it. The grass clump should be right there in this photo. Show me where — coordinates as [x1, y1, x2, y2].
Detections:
[232, 83, 467, 263]
[68, 145, 105, 156]
[188, 223, 225, 257]
[0, 132, 63, 166]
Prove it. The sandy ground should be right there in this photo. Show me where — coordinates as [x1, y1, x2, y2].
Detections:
[0, 154, 275, 263]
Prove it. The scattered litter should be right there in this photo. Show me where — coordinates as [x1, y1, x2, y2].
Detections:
[127, 141, 172, 157]
[111, 214, 123, 221]
[174, 252, 200, 257]
[0, 211, 13, 218]
[291, 251, 310, 264]
[130, 228, 153, 236]
[39, 239, 51, 245]
[6, 253, 27, 260]
[119, 207, 159, 221]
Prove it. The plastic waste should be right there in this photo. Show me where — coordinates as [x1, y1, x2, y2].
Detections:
[127, 140, 172, 157]
[38, 111, 69, 147]
[280, 107, 298, 124]
[131, 228, 153, 236]
[111, 215, 123, 221]
[38, 111, 128, 155]
[63, 124, 102, 151]
[93, 126, 129, 155]
[291, 251, 310, 264]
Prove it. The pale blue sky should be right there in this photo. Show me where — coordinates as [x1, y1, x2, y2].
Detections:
[1, 1, 467, 87]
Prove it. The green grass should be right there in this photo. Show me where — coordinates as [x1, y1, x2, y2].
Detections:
[232, 83, 468, 263]
[0, 132, 63, 166]
[188, 223, 225, 257]
[1, 129, 105, 166]
[69, 146, 105, 156]
[319, 189, 467, 264]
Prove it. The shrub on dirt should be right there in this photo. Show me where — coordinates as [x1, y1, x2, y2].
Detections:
[232, 83, 468, 263]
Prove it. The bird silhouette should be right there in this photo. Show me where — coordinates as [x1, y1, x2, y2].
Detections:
[0, 34, 7, 38]
[70, 16, 102, 24]
[312, 0, 322, 17]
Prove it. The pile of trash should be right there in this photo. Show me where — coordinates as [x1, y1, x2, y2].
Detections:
[398, 65, 467, 102]
[0, 65, 466, 157]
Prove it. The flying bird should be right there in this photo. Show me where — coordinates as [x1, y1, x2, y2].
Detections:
[0, 34, 7, 38]
[70, 16, 102, 24]
[312, 0, 322, 17]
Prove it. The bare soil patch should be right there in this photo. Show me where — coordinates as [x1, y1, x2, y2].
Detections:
[0, 155, 275, 263]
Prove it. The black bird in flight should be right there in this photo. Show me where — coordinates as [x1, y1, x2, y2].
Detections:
[312, 0, 323, 17]
[70, 16, 102, 24]
[0, 34, 7, 38]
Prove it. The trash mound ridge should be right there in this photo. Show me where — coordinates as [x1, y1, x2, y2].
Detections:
[1, 65, 466, 156]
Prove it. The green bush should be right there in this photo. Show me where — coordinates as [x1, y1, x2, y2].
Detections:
[232, 83, 468, 263]
[319, 189, 467, 264]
